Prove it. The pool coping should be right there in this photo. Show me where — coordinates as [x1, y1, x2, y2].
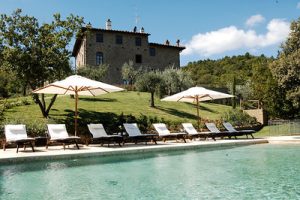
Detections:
[0, 139, 268, 164]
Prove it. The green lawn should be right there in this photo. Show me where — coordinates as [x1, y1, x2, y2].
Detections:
[3, 91, 295, 137]
[3, 91, 232, 124]
[256, 122, 300, 138]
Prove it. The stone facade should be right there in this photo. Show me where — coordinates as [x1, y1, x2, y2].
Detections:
[72, 23, 185, 84]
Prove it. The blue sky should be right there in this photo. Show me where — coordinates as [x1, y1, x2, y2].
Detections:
[0, 0, 300, 66]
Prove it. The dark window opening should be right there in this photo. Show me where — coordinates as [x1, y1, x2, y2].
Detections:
[149, 47, 156, 56]
[135, 37, 142, 46]
[135, 54, 142, 63]
[96, 52, 103, 65]
[116, 35, 123, 44]
[96, 33, 103, 43]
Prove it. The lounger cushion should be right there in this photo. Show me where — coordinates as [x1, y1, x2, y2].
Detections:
[153, 123, 186, 136]
[5, 125, 29, 141]
[182, 123, 198, 135]
[153, 123, 171, 136]
[205, 123, 222, 133]
[88, 124, 110, 138]
[223, 122, 255, 132]
[47, 124, 70, 139]
[124, 123, 143, 137]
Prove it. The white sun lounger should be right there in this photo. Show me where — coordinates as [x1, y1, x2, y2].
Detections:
[123, 123, 157, 144]
[47, 124, 80, 150]
[153, 123, 187, 143]
[182, 123, 214, 140]
[87, 124, 123, 146]
[205, 122, 231, 139]
[223, 122, 255, 139]
[4, 124, 35, 153]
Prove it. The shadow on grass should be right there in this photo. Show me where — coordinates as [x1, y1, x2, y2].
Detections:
[155, 106, 198, 120]
[190, 103, 218, 114]
[79, 97, 117, 102]
[52, 109, 123, 135]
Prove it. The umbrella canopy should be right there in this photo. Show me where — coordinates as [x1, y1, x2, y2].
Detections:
[33, 75, 123, 96]
[33, 75, 124, 135]
[161, 86, 234, 128]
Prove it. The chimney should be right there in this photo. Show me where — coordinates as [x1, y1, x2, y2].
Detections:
[140, 27, 144, 33]
[86, 22, 92, 28]
[106, 19, 112, 30]
[176, 39, 180, 46]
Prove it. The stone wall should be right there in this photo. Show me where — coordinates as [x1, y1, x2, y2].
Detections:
[75, 37, 86, 68]
[148, 46, 180, 70]
[76, 30, 182, 84]
[244, 109, 267, 125]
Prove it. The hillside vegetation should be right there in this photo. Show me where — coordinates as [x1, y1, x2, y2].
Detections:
[1, 91, 233, 136]
[3, 91, 231, 123]
[184, 53, 279, 115]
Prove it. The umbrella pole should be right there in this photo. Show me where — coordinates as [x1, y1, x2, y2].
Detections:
[75, 89, 78, 136]
[196, 96, 200, 129]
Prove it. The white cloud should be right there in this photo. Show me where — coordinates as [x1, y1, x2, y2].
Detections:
[297, 2, 300, 9]
[182, 18, 290, 57]
[246, 14, 265, 27]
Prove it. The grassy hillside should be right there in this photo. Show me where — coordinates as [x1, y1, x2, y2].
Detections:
[3, 91, 232, 124]
[1, 91, 234, 137]
[4, 91, 295, 138]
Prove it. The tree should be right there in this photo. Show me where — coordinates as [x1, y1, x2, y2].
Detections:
[270, 17, 300, 118]
[162, 66, 193, 96]
[77, 64, 108, 81]
[249, 59, 283, 116]
[0, 68, 23, 97]
[0, 9, 84, 117]
[231, 76, 236, 109]
[121, 60, 142, 88]
[135, 71, 163, 107]
[184, 53, 287, 117]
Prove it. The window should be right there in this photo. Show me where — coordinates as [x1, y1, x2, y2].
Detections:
[96, 33, 103, 43]
[96, 52, 103, 65]
[149, 47, 156, 56]
[135, 37, 141, 46]
[135, 54, 142, 63]
[116, 35, 123, 44]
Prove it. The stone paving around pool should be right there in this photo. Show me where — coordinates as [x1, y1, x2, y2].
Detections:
[0, 139, 270, 164]
[267, 135, 300, 143]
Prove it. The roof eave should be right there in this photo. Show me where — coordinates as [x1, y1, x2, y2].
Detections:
[149, 42, 186, 51]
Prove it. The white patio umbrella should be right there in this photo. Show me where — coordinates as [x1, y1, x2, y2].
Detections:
[33, 75, 124, 136]
[161, 86, 234, 128]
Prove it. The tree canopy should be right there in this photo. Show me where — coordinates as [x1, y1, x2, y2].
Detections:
[0, 9, 84, 117]
[270, 17, 300, 118]
[77, 64, 108, 82]
[135, 71, 163, 107]
[184, 53, 285, 117]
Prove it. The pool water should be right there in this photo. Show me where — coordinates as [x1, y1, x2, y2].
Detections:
[1, 144, 300, 199]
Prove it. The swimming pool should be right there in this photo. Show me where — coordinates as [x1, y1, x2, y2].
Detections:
[1, 144, 300, 199]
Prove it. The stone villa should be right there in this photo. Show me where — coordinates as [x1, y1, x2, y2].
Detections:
[72, 19, 185, 84]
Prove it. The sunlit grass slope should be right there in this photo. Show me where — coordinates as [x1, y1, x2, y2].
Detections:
[4, 91, 232, 124]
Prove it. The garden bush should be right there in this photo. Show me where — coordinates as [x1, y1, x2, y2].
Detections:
[0, 118, 49, 138]
[221, 109, 259, 127]
[0, 97, 33, 111]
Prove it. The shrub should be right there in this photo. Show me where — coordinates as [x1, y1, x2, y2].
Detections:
[221, 109, 259, 127]
[0, 118, 48, 138]
[0, 97, 33, 110]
